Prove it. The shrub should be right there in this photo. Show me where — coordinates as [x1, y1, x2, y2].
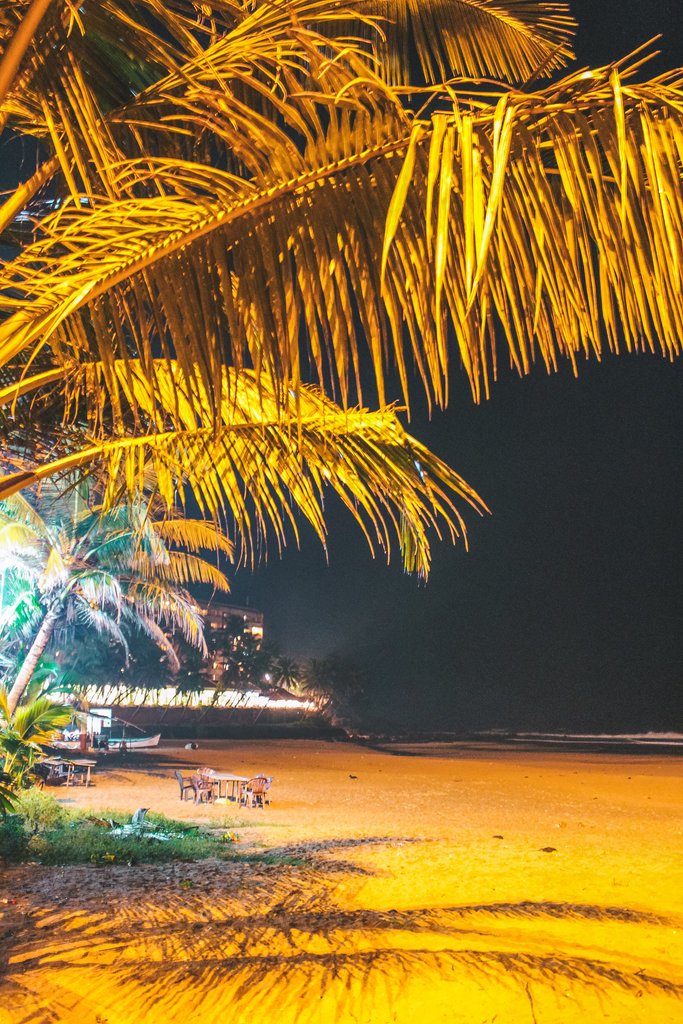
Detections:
[26, 823, 235, 866]
[0, 815, 29, 862]
[0, 802, 244, 866]
[15, 789, 69, 831]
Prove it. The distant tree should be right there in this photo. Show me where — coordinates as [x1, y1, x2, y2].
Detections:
[233, 636, 278, 690]
[271, 656, 301, 692]
[300, 655, 364, 723]
[0, 483, 232, 714]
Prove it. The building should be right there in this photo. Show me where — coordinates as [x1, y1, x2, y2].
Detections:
[202, 602, 264, 685]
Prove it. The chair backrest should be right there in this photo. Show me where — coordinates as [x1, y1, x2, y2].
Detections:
[247, 777, 267, 794]
[255, 774, 273, 790]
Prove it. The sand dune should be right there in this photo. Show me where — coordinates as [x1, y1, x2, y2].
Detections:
[1, 739, 681, 1022]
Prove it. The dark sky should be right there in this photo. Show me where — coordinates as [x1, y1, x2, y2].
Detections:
[228, 0, 683, 733]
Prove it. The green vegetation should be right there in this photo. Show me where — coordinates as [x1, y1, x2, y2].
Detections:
[0, 482, 232, 714]
[0, 789, 249, 866]
[0, 691, 72, 811]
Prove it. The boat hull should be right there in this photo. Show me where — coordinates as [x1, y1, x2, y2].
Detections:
[107, 734, 161, 750]
[52, 733, 161, 751]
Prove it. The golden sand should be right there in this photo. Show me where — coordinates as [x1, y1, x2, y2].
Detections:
[1, 739, 681, 1023]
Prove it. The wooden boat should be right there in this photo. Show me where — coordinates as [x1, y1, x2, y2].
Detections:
[53, 712, 161, 751]
[107, 732, 161, 750]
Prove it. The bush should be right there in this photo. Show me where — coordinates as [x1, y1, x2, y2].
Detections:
[15, 789, 69, 831]
[0, 801, 243, 866]
[0, 815, 30, 862]
[26, 822, 234, 865]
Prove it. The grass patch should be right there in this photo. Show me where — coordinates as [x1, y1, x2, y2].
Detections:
[0, 790, 250, 866]
[25, 825, 236, 866]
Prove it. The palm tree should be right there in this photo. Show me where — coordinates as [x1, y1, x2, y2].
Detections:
[271, 656, 301, 692]
[0, 2, 681, 565]
[0, 482, 234, 714]
[300, 655, 364, 719]
[0, 689, 72, 791]
[231, 635, 278, 690]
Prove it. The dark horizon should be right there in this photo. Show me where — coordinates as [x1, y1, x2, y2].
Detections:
[228, 0, 683, 734]
[229, 353, 681, 733]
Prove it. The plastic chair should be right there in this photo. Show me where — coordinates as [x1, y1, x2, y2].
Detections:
[255, 774, 274, 805]
[174, 770, 194, 801]
[191, 773, 216, 804]
[243, 776, 269, 808]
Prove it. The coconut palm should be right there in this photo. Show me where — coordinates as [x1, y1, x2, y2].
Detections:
[0, 689, 72, 792]
[300, 655, 364, 718]
[271, 656, 301, 692]
[0, 482, 234, 714]
[0, 1, 681, 568]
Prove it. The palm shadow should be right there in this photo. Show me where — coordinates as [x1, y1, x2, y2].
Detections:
[4, 837, 682, 1024]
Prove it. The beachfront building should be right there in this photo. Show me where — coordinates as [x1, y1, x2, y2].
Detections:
[202, 602, 264, 685]
[77, 682, 313, 712]
[74, 600, 316, 721]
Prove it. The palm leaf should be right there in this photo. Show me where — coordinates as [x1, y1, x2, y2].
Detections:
[0, 777, 15, 814]
[153, 518, 234, 560]
[8, 693, 71, 740]
[353, 0, 576, 84]
[127, 582, 205, 652]
[129, 549, 231, 591]
[0, 364, 487, 577]
[2, 54, 683, 422]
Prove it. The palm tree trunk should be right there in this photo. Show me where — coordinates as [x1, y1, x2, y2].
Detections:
[6, 604, 60, 716]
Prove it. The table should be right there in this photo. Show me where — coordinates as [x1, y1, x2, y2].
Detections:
[65, 759, 97, 787]
[199, 771, 249, 803]
[39, 757, 70, 785]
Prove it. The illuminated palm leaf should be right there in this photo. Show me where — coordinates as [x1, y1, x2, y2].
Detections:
[354, 0, 575, 83]
[2, 53, 683, 419]
[0, 364, 487, 577]
[126, 580, 205, 652]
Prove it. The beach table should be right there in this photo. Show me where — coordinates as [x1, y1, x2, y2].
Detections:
[39, 757, 70, 785]
[65, 759, 97, 787]
[199, 770, 248, 803]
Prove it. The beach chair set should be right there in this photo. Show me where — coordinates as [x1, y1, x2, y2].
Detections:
[174, 769, 273, 806]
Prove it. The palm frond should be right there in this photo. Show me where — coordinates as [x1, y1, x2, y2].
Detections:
[8, 694, 72, 740]
[0, 364, 486, 577]
[73, 599, 129, 653]
[130, 586, 204, 658]
[354, 0, 576, 84]
[0, 491, 49, 537]
[131, 550, 231, 592]
[153, 518, 234, 560]
[2, 57, 682, 421]
[382, 60, 683, 399]
[73, 570, 124, 613]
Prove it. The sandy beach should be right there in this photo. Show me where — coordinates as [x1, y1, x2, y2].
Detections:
[1, 738, 682, 1023]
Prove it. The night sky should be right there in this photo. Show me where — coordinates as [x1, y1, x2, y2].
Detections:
[228, 0, 683, 733]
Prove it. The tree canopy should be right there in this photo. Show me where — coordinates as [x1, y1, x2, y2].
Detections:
[0, 1, 681, 571]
